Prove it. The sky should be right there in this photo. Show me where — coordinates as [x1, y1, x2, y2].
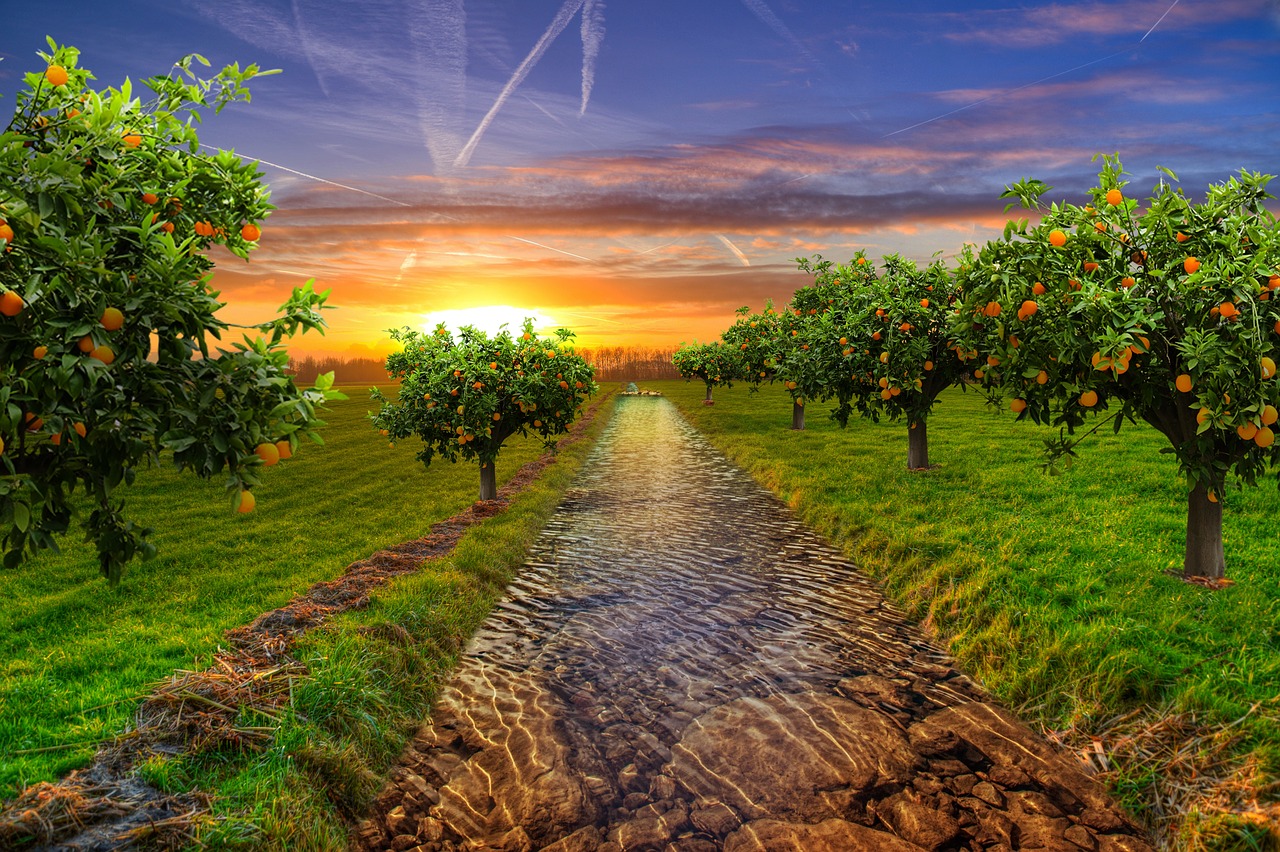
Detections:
[3, 0, 1280, 357]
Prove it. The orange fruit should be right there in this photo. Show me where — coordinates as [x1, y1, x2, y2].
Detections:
[77, 335, 95, 353]
[1083, 261, 1099, 273]
[974, 369, 985, 379]
[1238, 422, 1259, 441]
[1120, 277, 1136, 289]
[1032, 281, 1046, 295]
[559, 380, 569, 389]
[0, 435, 4, 455]
[1256, 426, 1276, 448]
[101, 307, 124, 331]
[1184, 256, 1201, 274]
[984, 301, 1002, 317]
[880, 352, 890, 364]
[46, 65, 70, 86]
[1207, 491, 1218, 503]
[1175, 374, 1193, 393]
[493, 412, 502, 421]
[1176, 232, 1190, 243]
[1219, 302, 1238, 319]
[1275, 319, 1280, 335]
[1048, 230, 1067, 247]
[90, 345, 115, 365]
[0, 291, 24, 316]
[33, 345, 48, 360]
[1079, 390, 1099, 407]
[856, 257, 867, 265]
[238, 490, 256, 514]
[275, 439, 294, 460]
[920, 298, 930, 308]
[878, 377, 889, 389]
[241, 223, 261, 241]
[880, 388, 892, 400]
[1105, 188, 1122, 206]
[73, 422, 87, 438]
[122, 132, 142, 148]
[533, 419, 542, 428]
[1262, 356, 1276, 379]
[924, 360, 934, 371]
[1020, 300, 1038, 318]
[0, 221, 13, 243]
[1094, 221, 1107, 232]
[160, 221, 174, 234]
[872, 331, 881, 341]
[987, 355, 1000, 367]
[1036, 370, 1048, 385]
[1010, 398, 1027, 414]
[141, 192, 159, 205]
[889, 386, 901, 397]
[1262, 405, 1278, 426]
[255, 442, 280, 466]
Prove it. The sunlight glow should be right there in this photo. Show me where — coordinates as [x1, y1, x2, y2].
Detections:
[422, 305, 557, 338]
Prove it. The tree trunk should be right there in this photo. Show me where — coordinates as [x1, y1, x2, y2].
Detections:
[791, 400, 805, 430]
[704, 384, 714, 405]
[907, 420, 929, 470]
[1184, 481, 1226, 580]
[479, 462, 497, 501]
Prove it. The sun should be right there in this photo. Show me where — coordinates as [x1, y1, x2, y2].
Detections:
[421, 305, 557, 338]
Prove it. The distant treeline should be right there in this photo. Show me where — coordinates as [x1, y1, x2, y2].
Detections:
[288, 346, 680, 386]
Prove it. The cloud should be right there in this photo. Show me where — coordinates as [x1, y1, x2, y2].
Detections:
[580, 0, 605, 114]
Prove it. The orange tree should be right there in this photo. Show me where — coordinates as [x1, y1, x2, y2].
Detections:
[790, 252, 965, 468]
[671, 340, 740, 404]
[950, 155, 1280, 580]
[0, 42, 337, 583]
[720, 302, 809, 427]
[371, 320, 596, 500]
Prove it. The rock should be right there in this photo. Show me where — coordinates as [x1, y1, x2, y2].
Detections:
[975, 810, 1015, 847]
[415, 817, 444, 842]
[971, 781, 1005, 808]
[622, 792, 650, 810]
[1078, 807, 1131, 833]
[988, 765, 1034, 789]
[1008, 790, 1067, 819]
[391, 834, 420, 851]
[667, 692, 919, 822]
[1096, 835, 1156, 852]
[725, 818, 930, 852]
[689, 802, 741, 837]
[386, 805, 410, 835]
[912, 703, 1117, 815]
[1066, 824, 1100, 850]
[838, 674, 916, 711]
[607, 802, 690, 849]
[876, 792, 963, 851]
[947, 774, 979, 796]
[1013, 814, 1073, 850]
[649, 774, 677, 800]
[539, 825, 604, 851]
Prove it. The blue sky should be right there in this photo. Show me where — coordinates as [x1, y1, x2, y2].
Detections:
[3, 0, 1279, 352]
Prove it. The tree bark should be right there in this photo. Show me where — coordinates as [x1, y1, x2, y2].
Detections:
[704, 384, 714, 405]
[907, 420, 929, 470]
[479, 462, 497, 501]
[1184, 481, 1226, 580]
[791, 400, 805, 430]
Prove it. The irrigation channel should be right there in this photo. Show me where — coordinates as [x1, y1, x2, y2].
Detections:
[357, 395, 1152, 852]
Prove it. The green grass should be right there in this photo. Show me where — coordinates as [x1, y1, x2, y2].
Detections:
[0, 384, 597, 803]
[657, 379, 1280, 842]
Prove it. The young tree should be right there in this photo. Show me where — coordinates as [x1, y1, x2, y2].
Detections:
[371, 321, 597, 500]
[0, 42, 338, 583]
[672, 341, 740, 404]
[790, 253, 966, 468]
[951, 155, 1280, 580]
[720, 302, 807, 428]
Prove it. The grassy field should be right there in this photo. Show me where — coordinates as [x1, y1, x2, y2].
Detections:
[0, 383, 594, 803]
[657, 378, 1279, 848]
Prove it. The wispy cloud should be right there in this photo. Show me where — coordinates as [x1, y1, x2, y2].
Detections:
[580, 0, 606, 115]
[739, 0, 815, 63]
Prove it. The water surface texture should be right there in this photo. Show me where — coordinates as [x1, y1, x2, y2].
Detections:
[358, 396, 1151, 852]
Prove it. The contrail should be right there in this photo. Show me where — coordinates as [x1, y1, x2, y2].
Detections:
[408, 0, 468, 172]
[716, 233, 751, 266]
[455, 0, 587, 166]
[1140, 0, 1180, 41]
[885, 0, 1183, 139]
[580, 0, 606, 114]
[740, 0, 814, 63]
[883, 49, 1129, 138]
[507, 234, 595, 262]
[198, 144, 414, 206]
[290, 0, 330, 96]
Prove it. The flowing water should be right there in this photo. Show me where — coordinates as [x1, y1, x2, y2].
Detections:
[357, 396, 1152, 852]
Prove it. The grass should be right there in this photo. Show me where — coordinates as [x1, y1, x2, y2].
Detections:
[0, 384, 601, 804]
[657, 378, 1279, 848]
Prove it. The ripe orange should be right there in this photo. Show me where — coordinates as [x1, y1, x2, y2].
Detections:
[1120, 277, 1136, 289]
[533, 419, 542, 428]
[559, 380, 569, 389]
[1020, 300, 1038, 318]
[880, 388, 892, 400]
[920, 298, 930, 308]
[0, 221, 13, 243]
[839, 336, 848, 345]
[1256, 426, 1276, 448]
[1175, 232, 1189, 243]
[1261, 356, 1276, 379]
[101, 307, 124, 331]
[90, 345, 115, 364]
[46, 65, 69, 86]
[856, 257, 867, 265]
[0, 291, 24, 316]
[33, 345, 47, 360]
[1105, 188, 1123, 206]
[255, 442, 281, 466]
[141, 192, 159, 205]
[1079, 389, 1099, 407]
[987, 355, 1000, 367]
[984, 301, 1002, 317]
[1036, 370, 1048, 385]
[276, 440, 293, 460]
[241, 223, 262, 241]
[1275, 319, 1280, 335]
[1083, 261, 1099, 273]
[0, 435, 4, 455]
[493, 412, 502, 421]
[1010, 398, 1027, 414]
[122, 131, 142, 148]
[889, 386, 901, 397]
[878, 377, 889, 389]
[924, 360, 934, 371]
[1032, 281, 1046, 295]
[1219, 302, 1238, 319]
[1184, 256, 1201, 274]
[1238, 422, 1259, 441]
[160, 221, 174, 234]
[238, 490, 256, 513]
[1262, 405, 1278, 426]
[1049, 230, 1067, 247]
[899, 322, 912, 332]
[1175, 374, 1192, 393]
[872, 331, 881, 341]
[77, 335, 95, 353]
[879, 352, 890, 364]
[51, 432, 63, 446]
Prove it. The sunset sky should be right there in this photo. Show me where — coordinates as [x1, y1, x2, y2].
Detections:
[3, 1, 1280, 357]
